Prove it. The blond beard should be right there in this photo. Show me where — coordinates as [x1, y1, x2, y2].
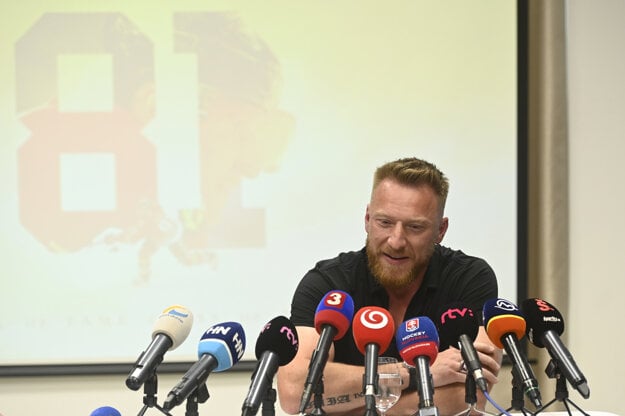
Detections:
[365, 240, 434, 291]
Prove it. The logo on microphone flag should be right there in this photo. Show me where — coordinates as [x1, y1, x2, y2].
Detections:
[406, 318, 420, 332]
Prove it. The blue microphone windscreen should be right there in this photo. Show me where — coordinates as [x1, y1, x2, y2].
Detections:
[395, 316, 439, 364]
[482, 298, 526, 348]
[314, 290, 354, 340]
[482, 298, 524, 325]
[90, 407, 122, 416]
[198, 321, 246, 372]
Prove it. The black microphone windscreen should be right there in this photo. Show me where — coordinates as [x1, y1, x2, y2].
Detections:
[521, 298, 565, 348]
[437, 303, 479, 347]
[255, 316, 299, 366]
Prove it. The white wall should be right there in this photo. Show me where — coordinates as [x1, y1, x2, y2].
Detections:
[1, 1, 624, 415]
[567, 0, 625, 415]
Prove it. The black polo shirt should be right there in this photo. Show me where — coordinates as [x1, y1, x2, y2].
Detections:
[289, 245, 498, 365]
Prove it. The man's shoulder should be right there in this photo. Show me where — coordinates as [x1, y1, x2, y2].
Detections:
[290, 248, 369, 325]
[436, 244, 492, 269]
[302, 248, 369, 290]
[314, 248, 366, 272]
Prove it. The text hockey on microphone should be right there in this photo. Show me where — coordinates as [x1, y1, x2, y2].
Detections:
[396, 316, 439, 410]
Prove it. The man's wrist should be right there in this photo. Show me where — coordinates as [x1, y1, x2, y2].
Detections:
[403, 362, 418, 392]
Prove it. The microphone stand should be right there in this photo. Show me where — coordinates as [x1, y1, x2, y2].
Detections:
[453, 374, 496, 416]
[242, 360, 278, 416]
[415, 357, 439, 416]
[136, 374, 173, 416]
[362, 344, 379, 416]
[503, 373, 534, 416]
[302, 379, 327, 415]
[534, 359, 589, 416]
[453, 375, 476, 416]
[261, 386, 277, 416]
[416, 405, 440, 416]
[184, 384, 210, 416]
[300, 352, 332, 416]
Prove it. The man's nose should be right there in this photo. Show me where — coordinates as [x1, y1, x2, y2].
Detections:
[387, 223, 406, 250]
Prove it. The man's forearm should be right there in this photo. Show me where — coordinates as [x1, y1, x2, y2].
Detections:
[291, 361, 372, 414]
[279, 360, 472, 415]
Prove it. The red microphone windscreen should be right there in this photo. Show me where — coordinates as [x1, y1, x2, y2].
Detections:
[351, 306, 394, 355]
[314, 290, 354, 340]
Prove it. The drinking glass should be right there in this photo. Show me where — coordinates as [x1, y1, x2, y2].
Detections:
[375, 356, 402, 415]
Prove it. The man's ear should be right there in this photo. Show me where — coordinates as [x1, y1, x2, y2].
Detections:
[437, 217, 449, 243]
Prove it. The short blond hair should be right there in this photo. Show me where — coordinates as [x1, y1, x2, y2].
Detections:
[372, 157, 449, 212]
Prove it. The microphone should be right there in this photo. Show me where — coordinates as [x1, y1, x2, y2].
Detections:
[437, 303, 488, 392]
[521, 298, 590, 399]
[298, 290, 354, 413]
[163, 321, 246, 411]
[483, 298, 542, 408]
[352, 306, 395, 415]
[90, 407, 122, 416]
[396, 316, 439, 409]
[241, 316, 299, 416]
[126, 305, 193, 390]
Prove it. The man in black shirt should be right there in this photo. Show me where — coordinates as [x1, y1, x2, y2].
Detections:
[277, 157, 502, 415]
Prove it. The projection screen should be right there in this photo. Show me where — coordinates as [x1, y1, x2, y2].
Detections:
[0, 1, 518, 366]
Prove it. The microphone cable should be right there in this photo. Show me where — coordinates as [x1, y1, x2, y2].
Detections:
[484, 390, 513, 416]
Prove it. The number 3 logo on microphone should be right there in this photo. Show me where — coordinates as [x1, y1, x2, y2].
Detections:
[324, 291, 344, 307]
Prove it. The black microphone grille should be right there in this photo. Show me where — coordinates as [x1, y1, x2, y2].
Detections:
[437, 302, 479, 347]
[521, 298, 565, 348]
[255, 316, 299, 365]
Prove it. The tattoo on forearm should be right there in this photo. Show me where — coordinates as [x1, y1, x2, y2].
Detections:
[306, 391, 365, 409]
[326, 394, 351, 406]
